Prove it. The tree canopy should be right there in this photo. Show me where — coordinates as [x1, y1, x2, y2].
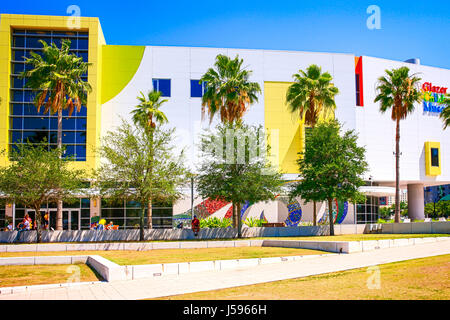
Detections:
[95, 120, 187, 240]
[196, 123, 284, 237]
[290, 120, 368, 235]
[0, 143, 87, 242]
[200, 54, 261, 125]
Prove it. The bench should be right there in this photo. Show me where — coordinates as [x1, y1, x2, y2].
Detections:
[262, 223, 285, 227]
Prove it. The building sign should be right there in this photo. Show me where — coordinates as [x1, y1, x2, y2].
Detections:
[422, 82, 447, 114]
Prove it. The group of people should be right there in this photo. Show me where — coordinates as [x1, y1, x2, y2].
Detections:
[7, 212, 50, 231]
[90, 220, 116, 230]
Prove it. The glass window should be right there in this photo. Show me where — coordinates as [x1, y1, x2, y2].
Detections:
[12, 90, 24, 102]
[27, 37, 50, 48]
[62, 131, 75, 144]
[12, 76, 23, 88]
[125, 218, 141, 229]
[23, 131, 49, 144]
[431, 148, 439, 167]
[62, 117, 76, 130]
[101, 208, 125, 219]
[12, 36, 25, 48]
[125, 209, 141, 218]
[75, 145, 86, 160]
[101, 198, 124, 208]
[76, 132, 87, 144]
[190, 79, 203, 97]
[48, 131, 58, 144]
[11, 104, 23, 115]
[10, 131, 22, 143]
[24, 104, 44, 116]
[81, 198, 90, 208]
[11, 117, 23, 130]
[356, 204, 365, 214]
[78, 38, 89, 50]
[77, 51, 89, 62]
[152, 79, 171, 97]
[13, 50, 25, 61]
[23, 117, 49, 130]
[76, 118, 87, 131]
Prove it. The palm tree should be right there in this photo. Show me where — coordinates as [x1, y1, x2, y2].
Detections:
[21, 39, 92, 230]
[131, 91, 168, 131]
[200, 54, 261, 230]
[286, 64, 339, 226]
[131, 90, 168, 229]
[439, 94, 450, 129]
[374, 66, 422, 223]
[200, 54, 261, 125]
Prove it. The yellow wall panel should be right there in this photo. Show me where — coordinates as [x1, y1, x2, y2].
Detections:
[264, 81, 304, 174]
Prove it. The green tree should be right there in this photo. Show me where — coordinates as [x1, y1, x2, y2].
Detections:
[289, 120, 368, 236]
[286, 64, 339, 226]
[20, 39, 92, 230]
[439, 94, 450, 129]
[96, 121, 187, 241]
[200, 54, 261, 125]
[374, 67, 422, 223]
[0, 142, 86, 243]
[436, 201, 450, 218]
[131, 90, 169, 228]
[196, 123, 284, 237]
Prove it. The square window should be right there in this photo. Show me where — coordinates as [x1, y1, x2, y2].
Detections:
[78, 38, 89, 50]
[152, 79, 171, 97]
[13, 50, 25, 62]
[191, 79, 202, 97]
[13, 36, 25, 48]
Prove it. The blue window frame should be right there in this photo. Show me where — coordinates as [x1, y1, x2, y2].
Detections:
[152, 79, 171, 97]
[190, 80, 207, 98]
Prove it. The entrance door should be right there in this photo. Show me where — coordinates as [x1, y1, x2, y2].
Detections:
[62, 210, 80, 230]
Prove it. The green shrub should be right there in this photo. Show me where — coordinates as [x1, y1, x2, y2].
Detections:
[243, 217, 266, 227]
[200, 217, 232, 228]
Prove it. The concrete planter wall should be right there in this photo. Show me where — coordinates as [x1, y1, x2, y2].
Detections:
[1, 222, 448, 243]
[380, 222, 450, 234]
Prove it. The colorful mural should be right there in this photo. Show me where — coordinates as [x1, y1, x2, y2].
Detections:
[318, 199, 348, 224]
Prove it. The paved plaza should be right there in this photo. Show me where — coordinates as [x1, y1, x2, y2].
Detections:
[1, 239, 449, 300]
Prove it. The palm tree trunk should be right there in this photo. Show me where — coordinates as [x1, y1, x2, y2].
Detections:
[34, 206, 42, 243]
[232, 203, 236, 228]
[313, 201, 317, 226]
[328, 198, 335, 236]
[395, 118, 401, 223]
[139, 206, 145, 241]
[56, 108, 63, 230]
[237, 202, 242, 238]
[147, 200, 152, 229]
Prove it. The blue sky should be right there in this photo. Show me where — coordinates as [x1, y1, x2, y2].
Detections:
[2, 0, 450, 68]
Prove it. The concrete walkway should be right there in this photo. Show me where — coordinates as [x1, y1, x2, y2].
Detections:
[2, 240, 450, 300]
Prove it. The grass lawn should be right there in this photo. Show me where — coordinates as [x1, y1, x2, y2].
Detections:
[155, 254, 450, 300]
[0, 263, 102, 288]
[0, 247, 328, 265]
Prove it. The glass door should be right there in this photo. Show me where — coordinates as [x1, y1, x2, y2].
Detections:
[63, 210, 80, 230]
[70, 210, 80, 230]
